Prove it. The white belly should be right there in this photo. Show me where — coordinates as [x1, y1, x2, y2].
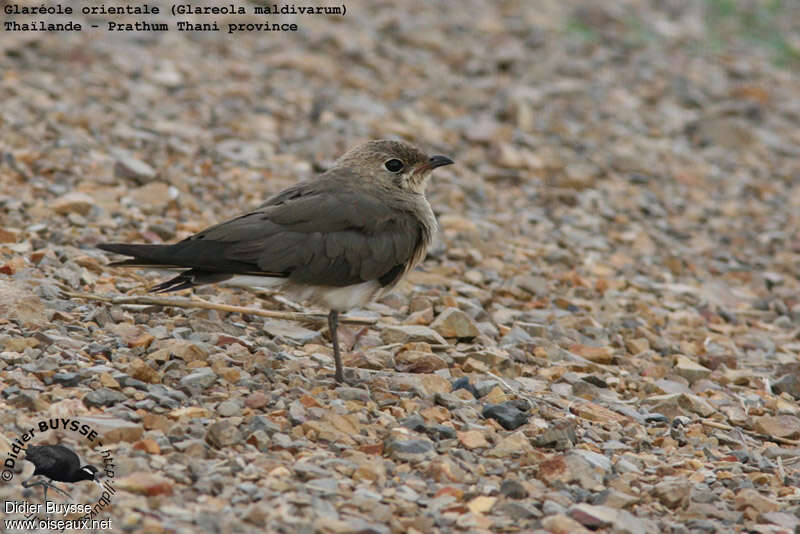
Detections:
[225, 275, 382, 311]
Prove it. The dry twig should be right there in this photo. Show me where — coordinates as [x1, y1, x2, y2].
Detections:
[60, 289, 378, 326]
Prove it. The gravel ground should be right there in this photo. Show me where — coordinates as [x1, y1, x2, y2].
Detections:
[2, 1, 800, 533]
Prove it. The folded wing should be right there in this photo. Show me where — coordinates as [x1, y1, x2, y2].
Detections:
[99, 183, 425, 289]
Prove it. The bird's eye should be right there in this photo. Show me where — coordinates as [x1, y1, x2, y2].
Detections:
[384, 159, 404, 173]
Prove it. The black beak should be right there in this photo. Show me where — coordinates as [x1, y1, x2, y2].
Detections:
[428, 155, 454, 168]
[416, 154, 454, 174]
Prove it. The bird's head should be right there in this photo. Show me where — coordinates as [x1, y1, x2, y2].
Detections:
[335, 139, 453, 194]
[80, 465, 99, 482]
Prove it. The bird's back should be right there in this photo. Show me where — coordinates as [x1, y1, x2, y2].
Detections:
[26, 445, 80, 480]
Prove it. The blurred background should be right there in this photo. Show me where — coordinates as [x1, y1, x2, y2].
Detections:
[2, 1, 800, 532]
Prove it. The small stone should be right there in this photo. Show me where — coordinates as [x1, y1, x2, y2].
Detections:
[217, 400, 241, 417]
[0, 280, 46, 327]
[452, 377, 479, 398]
[405, 308, 434, 325]
[0, 228, 19, 243]
[385, 439, 436, 463]
[313, 517, 389, 534]
[83, 388, 127, 408]
[381, 325, 447, 345]
[0, 257, 26, 275]
[538, 453, 605, 491]
[51, 192, 94, 215]
[572, 401, 629, 424]
[772, 374, 800, 398]
[595, 488, 640, 508]
[674, 355, 711, 383]
[242, 504, 267, 527]
[487, 430, 536, 459]
[483, 385, 508, 404]
[129, 332, 155, 348]
[127, 182, 175, 214]
[500, 479, 528, 499]
[400, 415, 427, 432]
[457, 430, 490, 449]
[426, 425, 457, 441]
[116, 472, 173, 496]
[127, 359, 161, 383]
[335, 386, 371, 402]
[540, 514, 593, 534]
[752, 415, 800, 439]
[113, 151, 157, 183]
[80, 415, 144, 443]
[571, 449, 612, 473]
[132, 438, 161, 454]
[430, 308, 480, 339]
[467, 496, 497, 514]
[415, 374, 452, 396]
[499, 325, 535, 347]
[179, 367, 217, 391]
[568, 503, 617, 529]
[625, 337, 650, 354]
[569, 344, 614, 364]
[51, 372, 81, 387]
[206, 420, 242, 448]
[734, 488, 780, 513]
[759, 512, 800, 530]
[687, 116, 754, 149]
[247, 430, 271, 451]
[652, 477, 691, 509]
[483, 402, 529, 430]
[244, 391, 269, 409]
[466, 348, 511, 368]
[395, 351, 448, 373]
[166, 342, 208, 363]
[677, 393, 715, 417]
[262, 320, 321, 344]
[534, 419, 577, 448]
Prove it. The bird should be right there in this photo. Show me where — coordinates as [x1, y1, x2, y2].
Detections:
[98, 139, 454, 383]
[22, 445, 99, 502]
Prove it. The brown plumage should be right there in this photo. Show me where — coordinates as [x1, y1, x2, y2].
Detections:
[99, 139, 453, 382]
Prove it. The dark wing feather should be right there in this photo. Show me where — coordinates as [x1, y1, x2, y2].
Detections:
[99, 178, 426, 288]
[27, 445, 79, 474]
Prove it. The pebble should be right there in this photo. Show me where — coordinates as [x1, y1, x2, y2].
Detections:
[262, 320, 321, 344]
[216, 400, 241, 417]
[430, 308, 480, 339]
[50, 192, 95, 216]
[674, 355, 712, 383]
[452, 377, 480, 398]
[482, 402, 529, 430]
[384, 439, 436, 463]
[752, 415, 800, 439]
[113, 150, 158, 183]
[206, 420, 243, 448]
[179, 367, 218, 391]
[3, 4, 800, 533]
[116, 472, 173, 496]
[771, 374, 800, 398]
[499, 479, 528, 499]
[380, 325, 447, 345]
[83, 388, 128, 408]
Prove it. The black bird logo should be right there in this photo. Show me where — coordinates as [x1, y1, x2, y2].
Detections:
[22, 445, 99, 502]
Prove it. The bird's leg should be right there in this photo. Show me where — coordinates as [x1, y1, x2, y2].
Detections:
[328, 310, 344, 383]
[22, 477, 71, 502]
[48, 482, 71, 500]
